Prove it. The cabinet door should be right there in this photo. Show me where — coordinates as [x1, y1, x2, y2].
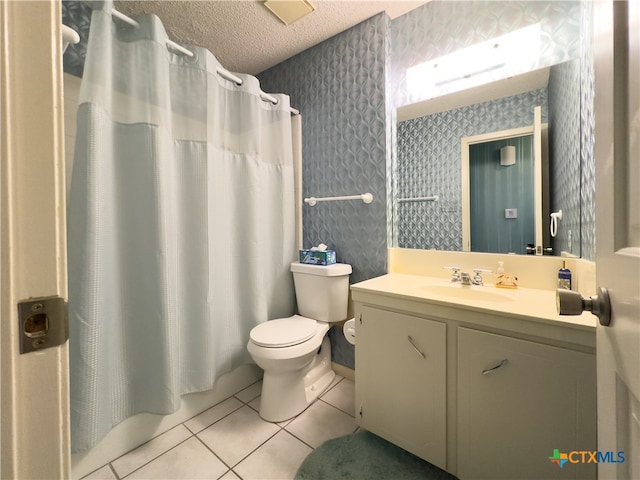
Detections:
[355, 305, 447, 469]
[457, 327, 596, 480]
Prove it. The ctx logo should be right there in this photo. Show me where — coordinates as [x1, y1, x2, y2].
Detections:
[549, 449, 625, 468]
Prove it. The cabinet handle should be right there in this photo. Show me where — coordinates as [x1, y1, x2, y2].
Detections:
[482, 359, 508, 375]
[407, 335, 426, 359]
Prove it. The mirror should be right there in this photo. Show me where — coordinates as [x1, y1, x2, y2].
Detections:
[393, 59, 582, 256]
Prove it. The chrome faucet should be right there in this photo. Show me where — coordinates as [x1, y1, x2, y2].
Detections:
[444, 266, 461, 283]
[444, 266, 492, 286]
[472, 268, 492, 286]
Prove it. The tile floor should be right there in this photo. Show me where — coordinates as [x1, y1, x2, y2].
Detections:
[82, 376, 357, 480]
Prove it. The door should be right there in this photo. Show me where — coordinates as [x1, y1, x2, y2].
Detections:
[461, 105, 546, 254]
[594, 1, 640, 479]
[0, 1, 70, 478]
[469, 135, 535, 254]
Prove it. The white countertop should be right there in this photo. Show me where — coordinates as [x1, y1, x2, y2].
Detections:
[351, 273, 597, 333]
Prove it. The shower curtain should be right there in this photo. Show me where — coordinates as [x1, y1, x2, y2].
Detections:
[67, 2, 296, 452]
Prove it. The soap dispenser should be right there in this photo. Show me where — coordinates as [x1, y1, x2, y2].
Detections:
[496, 260, 518, 288]
[496, 261, 505, 283]
[558, 261, 572, 290]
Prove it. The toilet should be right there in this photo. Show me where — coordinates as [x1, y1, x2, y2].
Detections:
[247, 261, 352, 422]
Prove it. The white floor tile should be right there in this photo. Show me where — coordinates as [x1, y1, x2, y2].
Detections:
[111, 425, 192, 478]
[197, 405, 281, 467]
[125, 437, 228, 479]
[89, 370, 357, 480]
[326, 374, 344, 391]
[245, 395, 294, 427]
[234, 381, 262, 403]
[81, 465, 116, 480]
[247, 396, 260, 413]
[184, 397, 244, 434]
[234, 430, 312, 480]
[249, 396, 299, 428]
[321, 378, 355, 416]
[276, 416, 295, 428]
[217, 470, 241, 480]
[284, 400, 357, 448]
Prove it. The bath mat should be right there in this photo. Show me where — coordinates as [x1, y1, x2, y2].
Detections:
[295, 430, 458, 480]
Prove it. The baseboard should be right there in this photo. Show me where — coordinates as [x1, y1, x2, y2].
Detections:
[332, 362, 355, 382]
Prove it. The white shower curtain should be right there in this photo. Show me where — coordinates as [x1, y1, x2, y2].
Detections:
[67, 2, 296, 452]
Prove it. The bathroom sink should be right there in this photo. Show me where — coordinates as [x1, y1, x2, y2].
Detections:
[423, 284, 515, 303]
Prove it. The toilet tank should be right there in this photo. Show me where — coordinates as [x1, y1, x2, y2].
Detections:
[290, 262, 352, 323]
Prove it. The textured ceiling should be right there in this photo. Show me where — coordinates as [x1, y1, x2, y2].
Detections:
[114, 1, 429, 75]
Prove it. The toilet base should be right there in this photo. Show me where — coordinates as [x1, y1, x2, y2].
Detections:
[259, 336, 335, 422]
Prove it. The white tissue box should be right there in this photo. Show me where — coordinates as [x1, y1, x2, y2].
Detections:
[299, 249, 336, 265]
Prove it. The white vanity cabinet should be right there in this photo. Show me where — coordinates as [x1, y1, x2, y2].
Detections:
[351, 274, 597, 480]
[355, 305, 447, 470]
[457, 327, 596, 480]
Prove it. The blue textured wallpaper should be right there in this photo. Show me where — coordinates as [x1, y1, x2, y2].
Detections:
[549, 60, 582, 257]
[580, 1, 596, 262]
[61, 1, 91, 77]
[258, 14, 389, 286]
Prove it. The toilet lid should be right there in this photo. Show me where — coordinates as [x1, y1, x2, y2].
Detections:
[250, 315, 318, 348]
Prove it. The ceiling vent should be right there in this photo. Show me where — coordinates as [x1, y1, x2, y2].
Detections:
[263, 0, 317, 26]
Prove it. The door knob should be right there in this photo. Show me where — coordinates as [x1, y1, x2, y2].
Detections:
[556, 287, 612, 326]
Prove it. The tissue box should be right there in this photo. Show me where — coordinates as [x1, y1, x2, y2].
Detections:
[299, 249, 336, 265]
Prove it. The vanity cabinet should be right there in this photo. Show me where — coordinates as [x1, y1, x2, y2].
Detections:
[352, 284, 597, 480]
[457, 327, 596, 480]
[355, 305, 447, 470]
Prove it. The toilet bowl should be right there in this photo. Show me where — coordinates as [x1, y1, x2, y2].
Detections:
[247, 316, 334, 422]
[247, 262, 352, 422]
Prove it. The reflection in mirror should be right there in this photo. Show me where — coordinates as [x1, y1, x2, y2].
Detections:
[394, 60, 581, 256]
[470, 135, 536, 252]
[463, 126, 540, 255]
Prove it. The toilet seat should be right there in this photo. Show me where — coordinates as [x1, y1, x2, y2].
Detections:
[250, 315, 319, 348]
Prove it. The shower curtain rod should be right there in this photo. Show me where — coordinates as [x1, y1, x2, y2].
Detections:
[111, 8, 299, 115]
